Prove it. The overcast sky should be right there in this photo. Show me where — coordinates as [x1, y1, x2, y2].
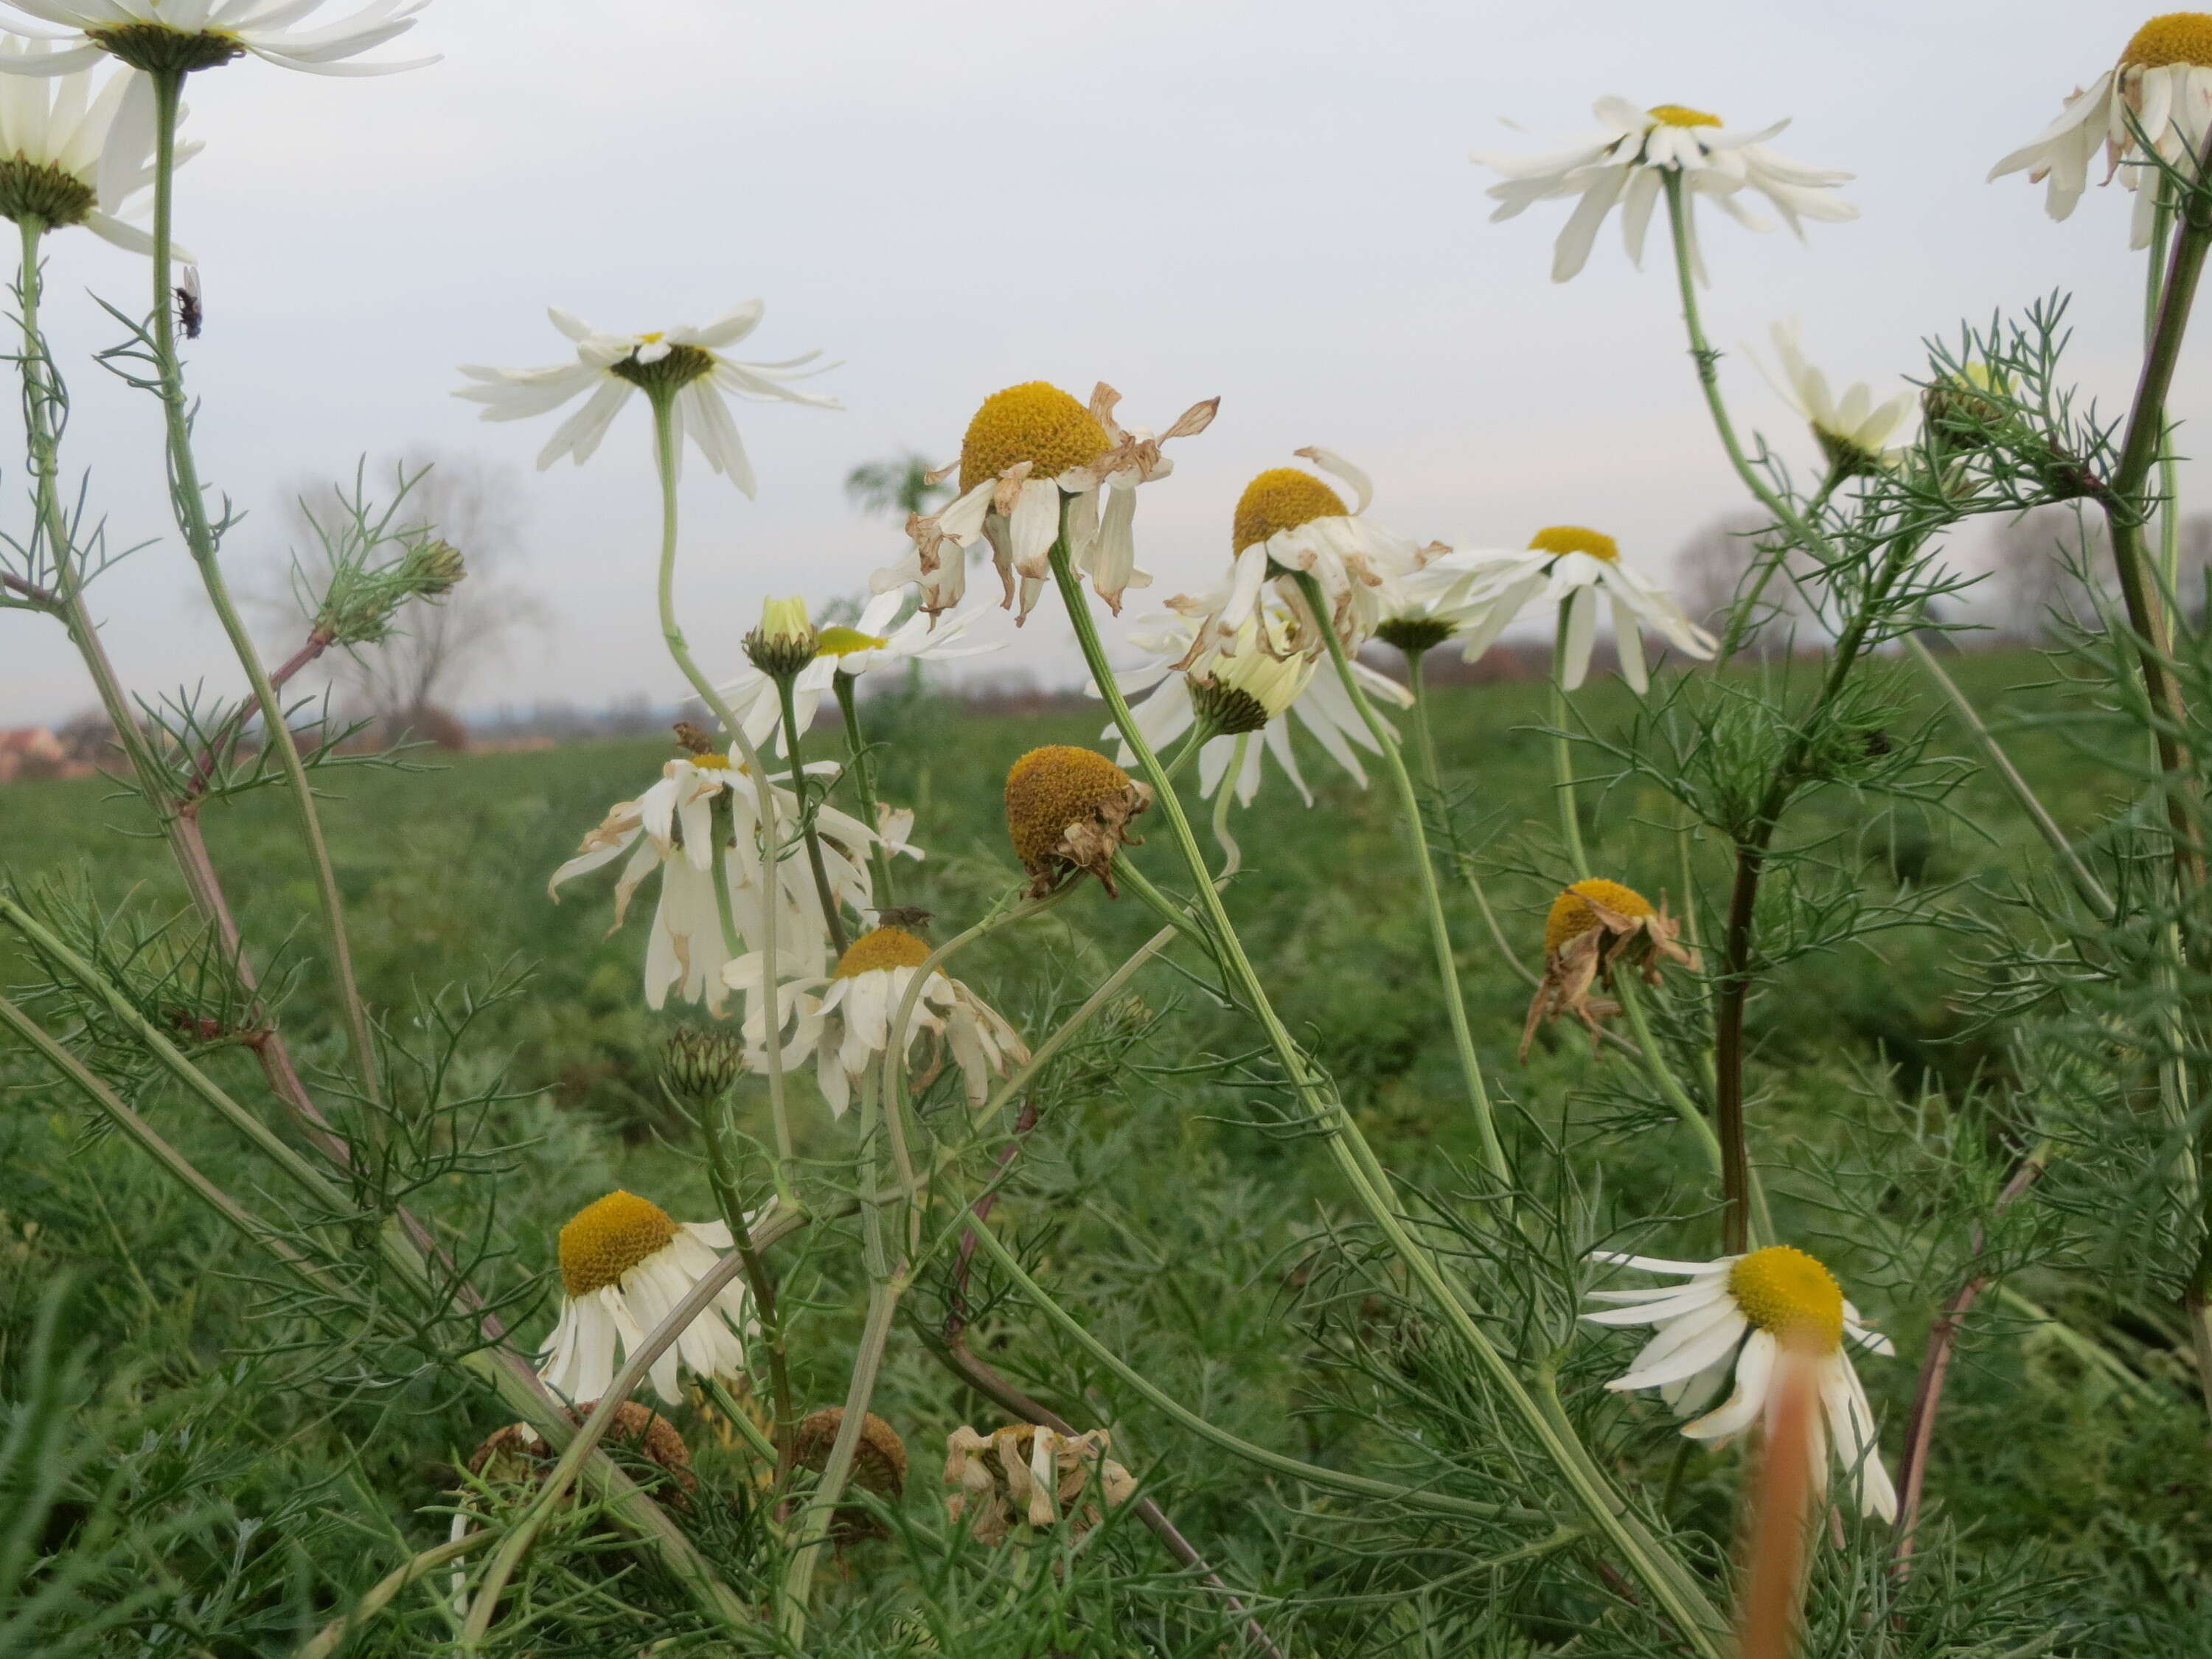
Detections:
[2, 0, 2202, 725]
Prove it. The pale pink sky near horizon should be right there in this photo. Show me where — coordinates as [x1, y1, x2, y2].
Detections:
[1, 0, 2205, 725]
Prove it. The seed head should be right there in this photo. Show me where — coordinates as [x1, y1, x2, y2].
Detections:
[1544, 878, 1655, 953]
[1004, 745, 1151, 897]
[959, 381, 1112, 493]
[793, 1407, 909, 1543]
[557, 1190, 678, 1298]
[1232, 467, 1347, 553]
[832, 926, 934, 979]
[1647, 103, 1722, 128]
[1728, 1245, 1845, 1352]
[1529, 525, 1620, 563]
[467, 1402, 695, 1501]
[2126, 12, 2212, 68]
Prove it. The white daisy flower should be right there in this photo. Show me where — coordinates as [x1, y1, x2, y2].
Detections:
[1424, 526, 1717, 692]
[718, 588, 1001, 755]
[1472, 97, 1857, 284]
[538, 1190, 752, 1407]
[547, 748, 877, 1012]
[1583, 1243, 1897, 1521]
[723, 924, 1028, 1118]
[1103, 606, 1412, 806]
[455, 302, 838, 498]
[1753, 318, 1917, 479]
[0, 39, 182, 253]
[878, 380, 1215, 623]
[1990, 14, 2212, 248]
[0, 0, 436, 77]
[1170, 448, 1424, 664]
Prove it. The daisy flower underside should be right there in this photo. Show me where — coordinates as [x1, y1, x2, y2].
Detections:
[1473, 97, 1856, 282]
[1585, 1243, 1898, 1520]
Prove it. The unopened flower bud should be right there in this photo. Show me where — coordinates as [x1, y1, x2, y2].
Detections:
[1921, 364, 2010, 453]
[659, 1026, 746, 1105]
[401, 539, 467, 597]
[744, 595, 818, 677]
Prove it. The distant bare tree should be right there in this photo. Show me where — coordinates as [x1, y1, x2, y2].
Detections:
[1673, 511, 1806, 651]
[844, 452, 949, 521]
[1986, 505, 2107, 641]
[278, 449, 543, 740]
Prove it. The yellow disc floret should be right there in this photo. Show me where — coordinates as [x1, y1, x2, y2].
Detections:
[1728, 1245, 1845, 1352]
[1544, 878, 1655, 953]
[1233, 468, 1349, 553]
[1005, 745, 1137, 866]
[834, 926, 935, 979]
[689, 754, 734, 771]
[2126, 13, 2212, 67]
[1648, 103, 1722, 128]
[959, 382, 1112, 493]
[559, 1191, 678, 1298]
[817, 626, 890, 657]
[1529, 525, 1620, 563]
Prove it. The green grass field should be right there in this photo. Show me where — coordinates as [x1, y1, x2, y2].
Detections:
[3, 650, 2205, 1653]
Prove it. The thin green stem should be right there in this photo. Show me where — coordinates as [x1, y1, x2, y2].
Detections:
[1048, 530, 1726, 1652]
[1550, 605, 1590, 877]
[779, 672, 850, 956]
[297, 1528, 501, 1659]
[147, 69, 378, 1101]
[961, 1212, 1539, 1527]
[835, 671, 899, 908]
[780, 1071, 904, 1638]
[1296, 575, 1507, 1186]
[647, 391, 796, 1182]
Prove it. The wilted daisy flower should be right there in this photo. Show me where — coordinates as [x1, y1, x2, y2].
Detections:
[1472, 97, 1857, 283]
[1522, 878, 1697, 1057]
[1584, 1244, 1897, 1520]
[455, 302, 838, 497]
[719, 589, 1000, 754]
[1369, 557, 1492, 657]
[1105, 606, 1413, 805]
[538, 1190, 754, 1407]
[0, 41, 183, 251]
[1991, 13, 2212, 248]
[1172, 448, 1422, 661]
[945, 1423, 1136, 1547]
[547, 737, 877, 1012]
[883, 380, 1215, 622]
[0, 0, 436, 77]
[1426, 526, 1717, 692]
[724, 923, 1027, 1117]
[1004, 745, 1151, 898]
[790, 1408, 908, 1543]
[1755, 319, 1916, 479]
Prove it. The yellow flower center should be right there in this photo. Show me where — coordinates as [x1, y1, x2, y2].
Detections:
[639, 330, 666, 344]
[1728, 1245, 1845, 1353]
[1530, 525, 1620, 563]
[832, 925, 934, 979]
[558, 1190, 678, 1298]
[689, 754, 734, 771]
[817, 626, 889, 657]
[2126, 13, 2212, 67]
[1004, 745, 1138, 865]
[1232, 467, 1349, 553]
[1648, 103, 1722, 128]
[959, 382, 1112, 494]
[1543, 878, 1655, 953]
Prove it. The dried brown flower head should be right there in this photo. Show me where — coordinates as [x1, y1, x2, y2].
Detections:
[1004, 745, 1151, 897]
[792, 1407, 909, 1543]
[1521, 878, 1698, 1057]
[944, 1423, 1136, 1547]
[465, 1401, 695, 1503]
